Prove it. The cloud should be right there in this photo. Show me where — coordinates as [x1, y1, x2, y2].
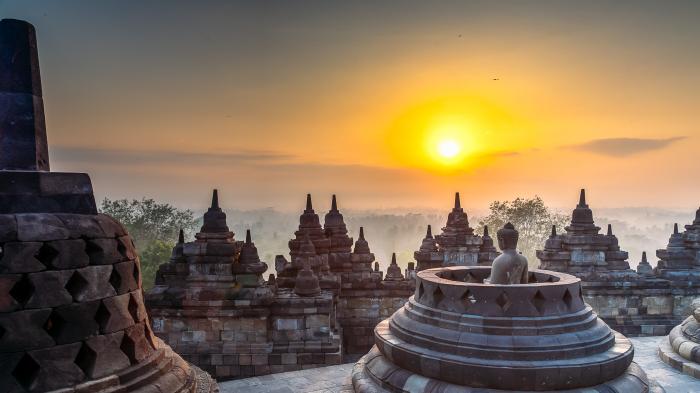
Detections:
[570, 136, 686, 157]
[51, 146, 295, 167]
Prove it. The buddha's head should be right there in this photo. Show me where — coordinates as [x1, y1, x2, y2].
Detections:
[497, 222, 519, 251]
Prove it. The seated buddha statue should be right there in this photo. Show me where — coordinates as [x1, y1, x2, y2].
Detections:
[488, 222, 529, 284]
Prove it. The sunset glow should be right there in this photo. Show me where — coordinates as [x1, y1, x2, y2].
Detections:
[3, 1, 696, 211]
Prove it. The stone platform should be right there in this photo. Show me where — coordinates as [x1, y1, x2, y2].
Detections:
[219, 337, 698, 393]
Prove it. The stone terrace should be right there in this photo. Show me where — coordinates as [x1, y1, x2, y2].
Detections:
[219, 337, 698, 393]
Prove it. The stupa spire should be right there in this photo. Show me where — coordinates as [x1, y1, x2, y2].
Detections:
[578, 188, 587, 207]
[211, 189, 219, 209]
[178, 228, 185, 243]
[551, 225, 557, 237]
[642, 251, 648, 263]
[674, 223, 679, 234]
[305, 193, 313, 212]
[607, 224, 613, 236]
[483, 225, 489, 237]
[331, 194, 338, 211]
[359, 226, 365, 240]
[0, 19, 49, 171]
[246, 229, 252, 244]
[427, 224, 433, 238]
[454, 192, 461, 209]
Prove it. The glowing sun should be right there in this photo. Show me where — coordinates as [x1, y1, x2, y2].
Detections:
[437, 139, 461, 158]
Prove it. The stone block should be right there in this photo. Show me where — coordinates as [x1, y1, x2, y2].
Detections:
[0, 242, 45, 273]
[0, 308, 54, 351]
[79, 331, 131, 379]
[26, 342, 85, 391]
[67, 265, 115, 302]
[97, 293, 134, 334]
[16, 214, 69, 242]
[43, 239, 90, 269]
[47, 301, 100, 344]
[0, 215, 18, 242]
[25, 269, 73, 308]
[85, 238, 124, 265]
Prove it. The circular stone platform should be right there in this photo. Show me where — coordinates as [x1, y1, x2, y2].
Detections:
[352, 266, 654, 392]
[658, 303, 700, 379]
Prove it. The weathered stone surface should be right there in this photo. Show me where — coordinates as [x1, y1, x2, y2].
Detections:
[538, 189, 700, 336]
[352, 265, 651, 392]
[0, 18, 216, 393]
[415, 194, 498, 272]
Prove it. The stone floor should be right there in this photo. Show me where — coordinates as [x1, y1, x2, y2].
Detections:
[220, 337, 700, 393]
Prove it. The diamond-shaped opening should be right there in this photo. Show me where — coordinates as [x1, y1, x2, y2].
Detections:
[461, 289, 477, 309]
[35, 243, 58, 268]
[74, 342, 96, 378]
[43, 311, 66, 341]
[563, 289, 573, 310]
[94, 301, 111, 332]
[85, 240, 104, 265]
[495, 292, 512, 312]
[417, 282, 424, 300]
[128, 294, 140, 323]
[432, 286, 445, 307]
[12, 353, 39, 390]
[109, 268, 122, 293]
[120, 332, 138, 365]
[65, 271, 89, 301]
[117, 239, 128, 259]
[10, 275, 34, 306]
[531, 290, 547, 315]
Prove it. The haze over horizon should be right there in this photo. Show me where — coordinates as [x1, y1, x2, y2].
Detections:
[1, 1, 698, 212]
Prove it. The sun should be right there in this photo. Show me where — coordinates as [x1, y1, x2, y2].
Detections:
[437, 139, 461, 158]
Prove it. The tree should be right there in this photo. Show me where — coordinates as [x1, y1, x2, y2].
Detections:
[100, 198, 198, 288]
[477, 197, 568, 268]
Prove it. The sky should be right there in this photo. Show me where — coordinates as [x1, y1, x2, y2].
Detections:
[1, 0, 699, 213]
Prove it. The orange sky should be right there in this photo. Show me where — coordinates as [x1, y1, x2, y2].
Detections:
[3, 1, 699, 212]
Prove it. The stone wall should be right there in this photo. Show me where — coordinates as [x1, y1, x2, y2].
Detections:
[337, 291, 412, 356]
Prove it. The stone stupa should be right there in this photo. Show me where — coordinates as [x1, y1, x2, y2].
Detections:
[352, 223, 658, 392]
[0, 19, 217, 392]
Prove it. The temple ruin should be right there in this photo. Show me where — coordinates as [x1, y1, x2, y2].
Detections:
[537, 189, 700, 336]
[146, 193, 414, 379]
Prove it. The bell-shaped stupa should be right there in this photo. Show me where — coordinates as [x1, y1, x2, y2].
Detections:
[0, 19, 216, 392]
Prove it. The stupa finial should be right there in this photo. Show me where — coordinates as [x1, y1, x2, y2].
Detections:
[483, 225, 489, 237]
[578, 189, 587, 207]
[607, 224, 613, 236]
[551, 225, 557, 237]
[0, 19, 49, 171]
[641, 251, 648, 263]
[359, 226, 365, 240]
[211, 189, 219, 209]
[454, 192, 461, 209]
[674, 223, 679, 234]
[246, 229, 252, 244]
[331, 194, 338, 211]
[305, 193, 313, 211]
[178, 228, 185, 243]
[391, 252, 397, 266]
[427, 224, 433, 238]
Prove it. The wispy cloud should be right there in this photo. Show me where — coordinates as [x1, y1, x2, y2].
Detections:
[570, 137, 686, 157]
[51, 146, 295, 166]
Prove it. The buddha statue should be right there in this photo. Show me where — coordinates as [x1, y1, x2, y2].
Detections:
[488, 222, 529, 284]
